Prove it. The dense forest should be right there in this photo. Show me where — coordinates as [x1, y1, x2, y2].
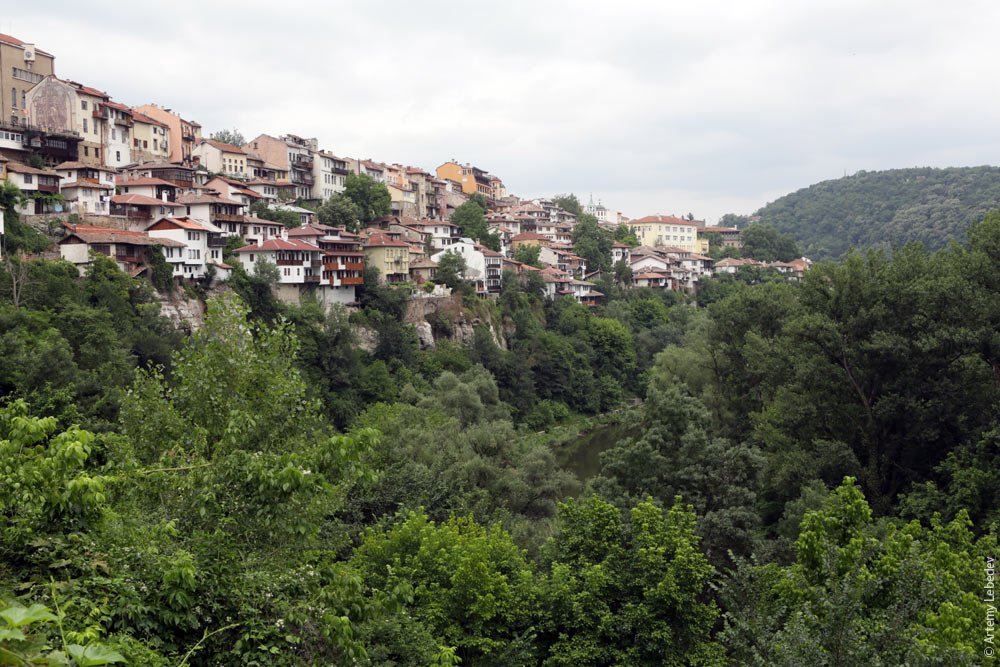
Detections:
[2, 208, 1000, 664]
[753, 165, 1000, 259]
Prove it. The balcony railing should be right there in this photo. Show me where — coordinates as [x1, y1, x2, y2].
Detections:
[276, 258, 302, 266]
[304, 275, 320, 283]
[207, 236, 226, 247]
[339, 276, 364, 285]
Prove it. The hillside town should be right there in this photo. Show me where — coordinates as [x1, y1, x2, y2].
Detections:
[0, 32, 810, 307]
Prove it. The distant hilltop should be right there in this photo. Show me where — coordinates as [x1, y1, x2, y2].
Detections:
[754, 166, 1000, 259]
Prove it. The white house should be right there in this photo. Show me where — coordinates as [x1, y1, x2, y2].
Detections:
[431, 238, 486, 288]
[232, 238, 327, 304]
[145, 217, 226, 280]
[53, 162, 116, 216]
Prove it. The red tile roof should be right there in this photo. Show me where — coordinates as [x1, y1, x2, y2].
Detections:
[55, 161, 112, 172]
[60, 226, 183, 247]
[60, 181, 113, 190]
[116, 175, 176, 187]
[6, 162, 60, 177]
[147, 217, 210, 232]
[233, 239, 322, 253]
[0, 33, 53, 56]
[112, 193, 177, 207]
[202, 138, 247, 155]
[131, 110, 169, 128]
[174, 193, 243, 206]
[512, 232, 548, 241]
[365, 232, 410, 248]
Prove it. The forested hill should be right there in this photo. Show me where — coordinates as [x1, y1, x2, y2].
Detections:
[754, 166, 1000, 258]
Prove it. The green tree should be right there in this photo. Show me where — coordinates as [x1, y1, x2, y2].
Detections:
[344, 173, 391, 224]
[719, 478, 994, 665]
[512, 244, 542, 268]
[209, 128, 245, 146]
[739, 223, 800, 262]
[248, 200, 300, 228]
[316, 193, 361, 232]
[451, 200, 487, 241]
[552, 194, 582, 217]
[352, 511, 538, 666]
[571, 214, 613, 272]
[536, 495, 726, 666]
[435, 250, 466, 290]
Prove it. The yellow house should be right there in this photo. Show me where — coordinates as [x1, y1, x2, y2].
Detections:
[363, 232, 410, 283]
[510, 231, 550, 250]
[129, 109, 171, 163]
[436, 160, 493, 201]
[629, 215, 699, 251]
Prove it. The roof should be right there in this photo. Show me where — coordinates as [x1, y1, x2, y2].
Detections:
[233, 238, 322, 253]
[6, 162, 61, 177]
[410, 259, 438, 269]
[130, 110, 169, 128]
[104, 101, 133, 114]
[60, 180, 113, 190]
[631, 215, 697, 226]
[112, 193, 176, 207]
[59, 224, 184, 247]
[147, 217, 210, 232]
[287, 224, 327, 237]
[714, 258, 748, 267]
[174, 193, 243, 206]
[55, 161, 114, 171]
[700, 226, 740, 233]
[202, 138, 247, 155]
[512, 232, 548, 242]
[365, 232, 410, 248]
[116, 176, 177, 187]
[0, 33, 53, 56]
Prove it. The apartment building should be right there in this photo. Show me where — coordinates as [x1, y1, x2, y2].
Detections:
[1, 33, 55, 129]
[134, 104, 201, 164]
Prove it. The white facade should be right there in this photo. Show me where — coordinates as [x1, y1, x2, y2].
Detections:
[431, 238, 486, 283]
[146, 219, 211, 279]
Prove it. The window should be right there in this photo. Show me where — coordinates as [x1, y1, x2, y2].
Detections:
[83, 119, 88, 133]
[11, 88, 15, 108]
[81, 100, 88, 110]
[21, 91, 25, 108]
[111, 129, 115, 140]
[23, 174, 32, 184]
[83, 147, 89, 157]
[116, 151, 120, 161]
[143, 140, 148, 149]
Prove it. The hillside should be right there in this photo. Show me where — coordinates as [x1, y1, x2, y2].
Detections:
[754, 166, 1000, 259]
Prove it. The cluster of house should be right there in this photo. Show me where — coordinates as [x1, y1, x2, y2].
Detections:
[0, 32, 810, 308]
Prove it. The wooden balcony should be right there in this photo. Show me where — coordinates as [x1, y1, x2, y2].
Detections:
[212, 212, 244, 223]
[207, 235, 226, 247]
[339, 276, 364, 285]
[276, 258, 301, 266]
[304, 275, 321, 284]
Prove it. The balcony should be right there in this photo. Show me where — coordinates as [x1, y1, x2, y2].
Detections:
[276, 258, 301, 266]
[332, 166, 349, 175]
[344, 262, 364, 271]
[211, 212, 244, 223]
[114, 116, 133, 127]
[340, 276, 364, 285]
[304, 275, 320, 284]
[37, 184, 59, 193]
[310, 259, 322, 268]
[207, 235, 226, 247]
[115, 254, 142, 265]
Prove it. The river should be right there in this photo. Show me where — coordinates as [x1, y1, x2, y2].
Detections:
[554, 421, 638, 482]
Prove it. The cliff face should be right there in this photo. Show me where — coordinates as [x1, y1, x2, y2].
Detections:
[156, 284, 231, 333]
[403, 294, 507, 350]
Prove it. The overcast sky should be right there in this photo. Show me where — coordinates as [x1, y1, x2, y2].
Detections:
[8, 1, 1000, 222]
